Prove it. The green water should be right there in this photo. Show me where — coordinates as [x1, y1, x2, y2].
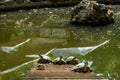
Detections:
[0, 6, 120, 80]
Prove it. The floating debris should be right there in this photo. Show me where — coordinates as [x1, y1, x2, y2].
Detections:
[96, 74, 104, 77]
[45, 40, 110, 57]
[25, 54, 39, 58]
[1, 39, 30, 53]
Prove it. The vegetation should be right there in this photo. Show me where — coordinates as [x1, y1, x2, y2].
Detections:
[1, 62, 33, 80]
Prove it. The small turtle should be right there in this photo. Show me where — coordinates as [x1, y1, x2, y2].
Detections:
[71, 61, 92, 73]
[37, 55, 52, 63]
[66, 56, 78, 65]
[53, 56, 65, 65]
[37, 64, 45, 70]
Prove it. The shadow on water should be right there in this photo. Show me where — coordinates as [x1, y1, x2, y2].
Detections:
[0, 6, 120, 80]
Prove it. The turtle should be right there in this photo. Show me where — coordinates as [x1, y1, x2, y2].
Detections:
[37, 55, 52, 63]
[53, 56, 65, 65]
[66, 56, 78, 65]
[71, 61, 92, 73]
[37, 64, 45, 70]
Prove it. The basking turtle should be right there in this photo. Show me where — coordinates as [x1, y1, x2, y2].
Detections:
[66, 56, 78, 65]
[71, 61, 92, 73]
[37, 64, 45, 70]
[53, 56, 65, 65]
[37, 55, 52, 63]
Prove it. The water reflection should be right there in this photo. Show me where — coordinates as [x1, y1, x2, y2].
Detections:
[0, 27, 11, 43]
[0, 25, 15, 43]
[0, 75, 2, 80]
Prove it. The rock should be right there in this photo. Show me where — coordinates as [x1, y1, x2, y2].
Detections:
[70, 0, 114, 26]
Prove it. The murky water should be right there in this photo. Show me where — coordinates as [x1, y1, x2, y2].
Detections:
[0, 6, 120, 80]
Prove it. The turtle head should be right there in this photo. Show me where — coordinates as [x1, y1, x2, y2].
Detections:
[83, 60, 88, 66]
[59, 56, 63, 61]
[39, 55, 43, 59]
[72, 56, 77, 61]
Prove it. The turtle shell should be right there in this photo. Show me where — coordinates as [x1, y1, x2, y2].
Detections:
[53, 56, 65, 65]
[66, 56, 78, 65]
[37, 55, 52, 63]
[37, 64, 45, 70]
[71, 61, 92, 72]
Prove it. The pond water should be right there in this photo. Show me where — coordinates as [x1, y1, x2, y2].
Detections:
[0, 6, 120, 80]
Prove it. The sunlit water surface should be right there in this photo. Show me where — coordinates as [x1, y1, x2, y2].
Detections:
[0, 6, 120, 80]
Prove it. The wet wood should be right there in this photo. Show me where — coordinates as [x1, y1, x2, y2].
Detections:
[26, 64, 108, 80]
